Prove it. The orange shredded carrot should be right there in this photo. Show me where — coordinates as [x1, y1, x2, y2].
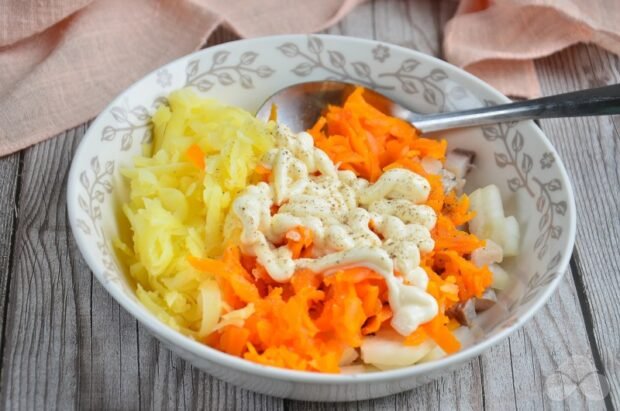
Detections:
[215, 325, 251, 357]
[244, 344, 309, 371]
[361, 305, 392, 335]
[191, 249, 392, 373]
[433, 215, 484, 255]
[187, 254, 226, 274]
[309, 87, 447, 182]
[309, 116, 326, 137]
[442, 191, 475, 226]
[356, 283, 381, 316]
[185, 143, 205, 169]
[268, 103, 278, 122]
[285, 226, 314, 259]
[404, 327, 427, 346]
[188, 248, 260, 305]
[421, 313, 461, 354]
[254, 164, 272, 182]
[306, 87, 494, 359]
[433, 250, 492, 301]
[188, 86, 496, 372]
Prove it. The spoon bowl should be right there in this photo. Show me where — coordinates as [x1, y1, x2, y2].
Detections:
[256, 80, 620, 134]
[255, 81, 410, 132]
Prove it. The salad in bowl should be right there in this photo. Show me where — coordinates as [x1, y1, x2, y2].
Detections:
[67, 35, 575, 401]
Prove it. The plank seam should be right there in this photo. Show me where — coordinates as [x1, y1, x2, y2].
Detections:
[137, 321, 142, 411]
[478, 356, 486, 411]
[569, 247, 615, 411]
[0, 152, 24, 393]
[507, 339, 519, 411]
[433, 0, 442, 58]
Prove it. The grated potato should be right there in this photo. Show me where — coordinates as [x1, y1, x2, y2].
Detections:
[116, 88, 275, 336]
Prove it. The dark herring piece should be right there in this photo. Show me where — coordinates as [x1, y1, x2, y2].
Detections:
[446, 288, 498, 327]
[474, 288, 497, 313]
[445, 298, 477, 326]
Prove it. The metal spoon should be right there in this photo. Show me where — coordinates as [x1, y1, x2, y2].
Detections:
[255, 81, 620, 134]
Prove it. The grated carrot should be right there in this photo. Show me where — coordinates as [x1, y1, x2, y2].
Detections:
[190, 248, 391, 373]
[216, 325, 251, 357]
[285, 226, 314, 259]
[403, 327, 427, 346]
[308, 87, 447, 182]
[268, 103, 278, 122]
[185, 143, 205, 169]
[189, 86, 497, 371]
[421, 313, 461, 354]
[433, 215, 484, 255]
[306, 87, 497, 358]
[254, 164, 272, 182]
[442, 191, 475, 226]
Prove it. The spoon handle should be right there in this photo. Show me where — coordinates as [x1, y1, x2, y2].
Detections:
[409, 84, 620, 134]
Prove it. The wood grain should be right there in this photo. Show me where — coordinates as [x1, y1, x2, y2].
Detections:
[0, 0, 615, 409]
[0, 128, 84, 410]
[0, 153, 20, 372]
[535, 44, 620, 409]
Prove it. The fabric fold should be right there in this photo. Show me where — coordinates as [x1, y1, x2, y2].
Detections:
[444, 0, 620, 97]
[1, 0, 620, 156]
[0, 0, 363, 156]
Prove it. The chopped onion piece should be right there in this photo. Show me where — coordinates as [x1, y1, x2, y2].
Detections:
[445, 149, 475, 179]
[198, 280, 221, 337]
[418, 326, 474, 363]
[339, 347, 359, 366]
[421, 157, 443, 174]
[468, 184, 520, 256]
[361, 329, 435, 367]
[471, 239, 504, 268]
[489, 263, 511, 290]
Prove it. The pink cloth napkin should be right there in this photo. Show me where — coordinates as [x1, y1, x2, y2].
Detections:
[0, 0, 362, 156]
[444, 0, 620, 98]
[1, 0, 619, 156]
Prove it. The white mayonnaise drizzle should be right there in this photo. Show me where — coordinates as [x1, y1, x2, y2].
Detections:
[230, 125, 438, 335]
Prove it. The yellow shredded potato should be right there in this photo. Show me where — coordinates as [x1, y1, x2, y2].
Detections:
[116, 88, 274, 336]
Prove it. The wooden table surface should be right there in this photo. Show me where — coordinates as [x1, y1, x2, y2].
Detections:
[0, 1, 619, 409]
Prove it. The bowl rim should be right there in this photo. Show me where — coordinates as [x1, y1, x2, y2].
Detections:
[67, 34, 577, 384]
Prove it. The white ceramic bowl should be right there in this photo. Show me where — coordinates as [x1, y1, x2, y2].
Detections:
[67, 35, 576, 401]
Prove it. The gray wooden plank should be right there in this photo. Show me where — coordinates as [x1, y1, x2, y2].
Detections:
[506, 269, 607, 411]
[0, 153, 20, 372]
[0, 126, 141, 410]
[372, 0, 444, 55]
[535, 44, 620, 409]
[0, 128, 85, 410]
[138, 333, 284, 411]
